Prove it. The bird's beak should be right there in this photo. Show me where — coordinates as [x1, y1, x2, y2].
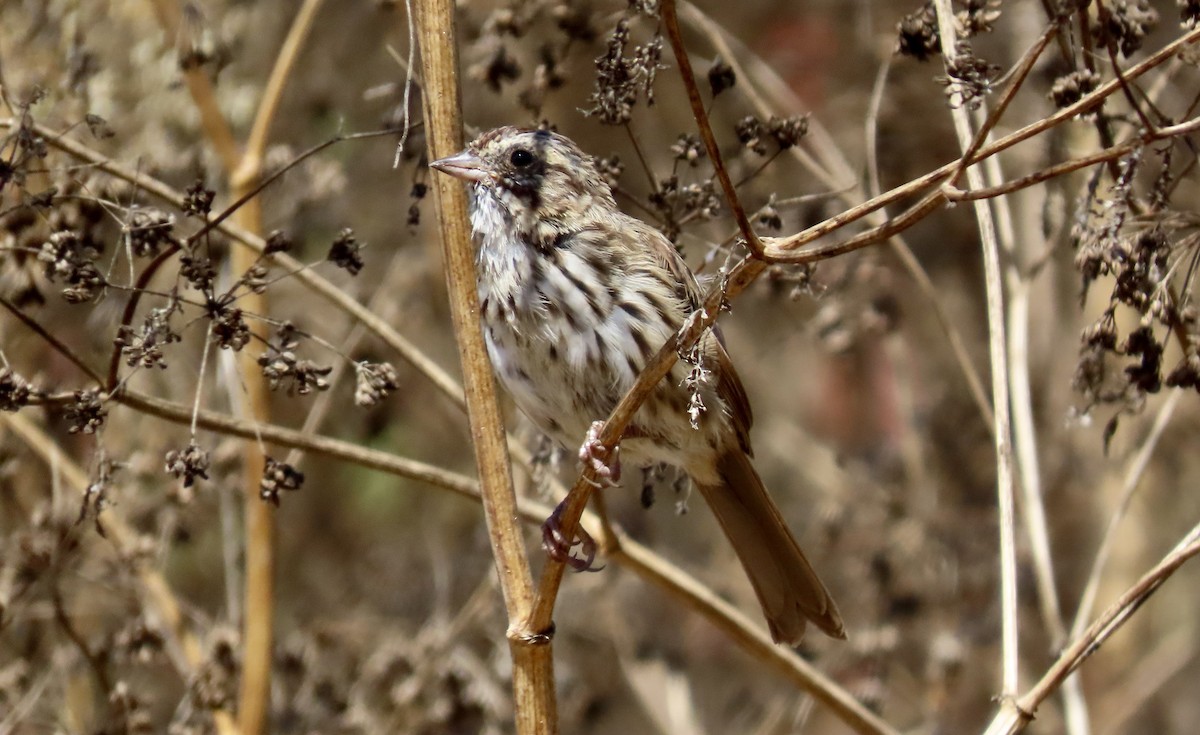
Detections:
[429, 150, 489, 183]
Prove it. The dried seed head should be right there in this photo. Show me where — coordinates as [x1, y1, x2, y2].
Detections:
[264, 229, 294, 254]
[183, 178, 215, 218]
[957, 0, 1002, 36]
[670, 133, 706, 166]
[1097, 0, 1160, 57]
[1049, 68, 1102, 109]
[0, 368, 37, 411]
[472, 44, 521, 93]
[937, 43, 1000, 110]
[734, 115, 768, 155]
[1165, 347, 1200, 391]
[38, 229, 104, 303]
[260, 457, 304, 506]
[756, 197, 783, 232]
[583, 18, 663, 125]
[1183, 0, 1200, 29]
[896, 2, 939, 61]
[354, 361, 400, 407]
[595, 154, 624, 189]
[65, 389, 106, 434]
[257, 324, 331, 395]
[211, 306, 250, 351]
[707, 58, 736, 97]
[328, 228, 364, 275]
[180, 254, 216, 292]
[115, 306, 181, 369]
[767, 114, 809, 148]
[165, 441, 211, 488]
[126, 208, 175, 257]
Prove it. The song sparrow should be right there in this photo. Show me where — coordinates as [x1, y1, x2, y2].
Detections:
[431, 127, 844, 644]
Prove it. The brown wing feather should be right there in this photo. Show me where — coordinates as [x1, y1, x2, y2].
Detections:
[713, 338, 754, 455]
[631, 217, 755, 454]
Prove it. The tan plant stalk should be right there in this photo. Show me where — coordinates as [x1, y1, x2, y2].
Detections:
[410, 0, 554, 731]
[931, 0, 1019, 696]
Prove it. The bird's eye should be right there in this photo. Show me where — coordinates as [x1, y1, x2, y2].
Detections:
[510, 148, 535, 167]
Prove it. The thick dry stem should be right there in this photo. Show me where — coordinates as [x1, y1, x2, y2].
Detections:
[412, 0, 552, 731]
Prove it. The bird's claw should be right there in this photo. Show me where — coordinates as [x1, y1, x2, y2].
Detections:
[579, 420, 620, 487]
[541, 499, 602, 572]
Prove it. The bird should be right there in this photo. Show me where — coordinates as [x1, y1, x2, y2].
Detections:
[431, 126, 844, 644]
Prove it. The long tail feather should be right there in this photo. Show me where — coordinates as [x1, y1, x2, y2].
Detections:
[694, 450, 845, 644]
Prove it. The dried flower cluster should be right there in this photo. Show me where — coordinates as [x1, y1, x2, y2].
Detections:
[115, 303, 182, 369]
[734, 114, 810, 155]
[707, 58, 736, 97]
[0, 367, 37, 411]
[257, 323, 333, 395]
[464, 0, 596, 116]
[126, 208, 176, 257]
[896, 0, 1002, 112]
[583, 17, 663, 125]
[65, 389, 107, 434]
[896, 2, 940, 61]
[354, 360, 400, 407]
[1097, 0, 1160, 57]
[649, 176, 720, 241]
[1069, 141, 1200, 442]
[260, 456, 305, 505]
[1183, 0, 1200, 28]
[1049, 68, 1102, 109]
[38, 229, 104, 303]
[937, 42, 1001, 110]
[165, 441, 211, 488]
[327, 227, 365, 275]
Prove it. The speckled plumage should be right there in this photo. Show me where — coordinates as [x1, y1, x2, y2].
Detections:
[431, 127, 844, 644]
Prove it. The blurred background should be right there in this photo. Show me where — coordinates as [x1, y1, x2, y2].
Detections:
[2, 0, 1200, 733]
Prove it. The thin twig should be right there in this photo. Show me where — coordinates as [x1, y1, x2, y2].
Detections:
[105, 238, 183, 389]
[1094, 0, 1158, 135]
[51, 570, 112, 696]
[1, 297, 105, 385]
[860, 50, 994, 428]
[1069, 391, 1183, 641]
[188, 128, 402, 247]
[983, 523, 1200, 735]
[281, 256, 411, 469]
[944, 23, 1060, 190]
[661, 0, 761, 256]
[145, 0, 240, 171]
[4, 283, 889, 735]
[235, 0, 326, 186]
[932, 0, 1019, 696]
[864, 56, 891, 201]
[614, 537, 900, 735]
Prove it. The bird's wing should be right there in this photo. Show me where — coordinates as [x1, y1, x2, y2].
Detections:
[631, 218, 755, 454]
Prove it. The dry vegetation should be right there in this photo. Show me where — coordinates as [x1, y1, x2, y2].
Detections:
[3, 0, 1200, 733]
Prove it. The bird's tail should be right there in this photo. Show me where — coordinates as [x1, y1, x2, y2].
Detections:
[693, 449, 845, 644]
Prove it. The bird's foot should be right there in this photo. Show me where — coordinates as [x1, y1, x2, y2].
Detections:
[578, 420, 620, 487]
[541, 494, 602, 572]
